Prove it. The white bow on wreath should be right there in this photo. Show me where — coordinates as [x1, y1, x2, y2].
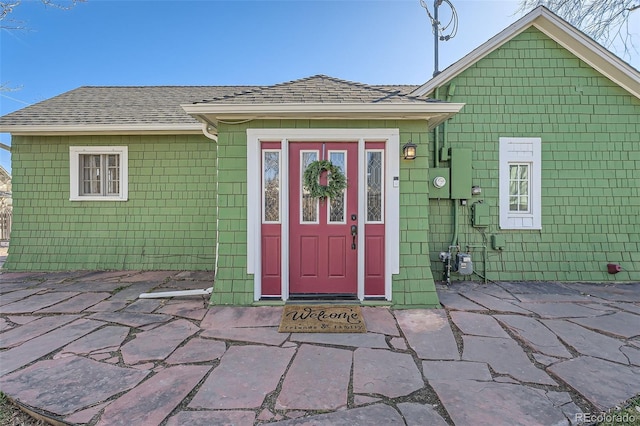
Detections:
[303, 160, 347, 200]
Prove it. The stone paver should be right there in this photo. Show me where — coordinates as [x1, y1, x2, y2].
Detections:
[0, 314, 81, 348]
[156, 299, 208, 320]
[495, 314, 573, 358]
[430, 380, 568, 426]
[36, 292, 111, 313]
[361, 306, 400, 336]
[564, 282, 640, 302]
[1, 272, 639, 426]
[548, 356, 640, 410]
[1, 291, 78, 313]
[621, 345, 640, 366]
[165, 337, 226, 364]
[201, 326, 290, 346]
[437, 291, 487, 311]
[514, 301, 615, 318]
[290, 331, 388, 349]
[423, 360, 492, 381]
[450, 311, 510, 338]
[60, 325, 129, 356]
[166, 411, 256, 426]
[272, 403, 405, 425]
[277, 344, 352, 410]
[0, 288, 42, 305]
[121, 318, 199, 364]
[395, 309, 459, 360]
[0, 355, 148, 415]
[97, 365, 210, 426]
[397, 402, 449, 426]
[542, 319, 629, 364]
[353, 348, 423, 398]
[190, 345, 295, 409]
[462, 335, 556, 385]
[498, 281, 582, 296]
[0, 319, 103, 375]
[568, 311, 640, 339]
[459, 291, 531, 313]
[88, 311, 172, 327]
[201, 305, 283, 328]
[614, 302, 640, 315]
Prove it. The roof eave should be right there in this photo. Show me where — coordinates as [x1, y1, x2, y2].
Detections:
[0, 124, 202, 136]
[181, 102, 466, 130]
[411, 6, 640, 99]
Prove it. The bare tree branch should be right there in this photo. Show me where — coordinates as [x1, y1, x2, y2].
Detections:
[1, 0, 85, 29]
[518, 0, 638, 59]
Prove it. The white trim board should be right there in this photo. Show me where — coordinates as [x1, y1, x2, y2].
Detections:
[247, 128, 400, 302]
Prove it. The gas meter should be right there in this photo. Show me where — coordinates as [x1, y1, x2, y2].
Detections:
[455, 253, 473, 275]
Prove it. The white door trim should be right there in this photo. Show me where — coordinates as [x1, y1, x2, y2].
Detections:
[247, 128, 399, 301]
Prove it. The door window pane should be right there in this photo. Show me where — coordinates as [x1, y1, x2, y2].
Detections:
[328, 151, 346, 223]
[367, 150, 383, 222]
[263, 151, 280, 222]
[301, 151, 318, 223]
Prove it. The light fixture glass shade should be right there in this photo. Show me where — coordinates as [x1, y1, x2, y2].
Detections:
[403, 142, 417, 160]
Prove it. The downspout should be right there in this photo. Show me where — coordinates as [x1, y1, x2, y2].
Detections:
[200, 121, 220, 281]
[433, 87, 440, 167]
[442, 83, 455, 161]
[445, 83, 458, 249]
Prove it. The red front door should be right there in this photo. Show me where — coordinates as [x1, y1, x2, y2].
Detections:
[289, 142, 358, 295]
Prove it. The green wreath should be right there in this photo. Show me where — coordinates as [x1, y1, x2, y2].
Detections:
[303, 160, 347, 200]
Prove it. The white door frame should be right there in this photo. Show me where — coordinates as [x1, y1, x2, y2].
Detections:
[247, 128, 399, 301]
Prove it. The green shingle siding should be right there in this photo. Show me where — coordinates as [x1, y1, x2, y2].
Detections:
[5, 134, 217, 271]
[210, 120, 439, 307]
[428, 27, 640, 282]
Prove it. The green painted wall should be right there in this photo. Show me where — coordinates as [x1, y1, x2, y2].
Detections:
[5, 134, 217, 271]
[428, 27, 640, 282]
[211, 120, 440, 307]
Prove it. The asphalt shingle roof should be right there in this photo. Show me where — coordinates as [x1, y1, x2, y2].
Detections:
[0, 86, 253, 127]
[197, 75, 428, 105]
[0, 76, 422, 128]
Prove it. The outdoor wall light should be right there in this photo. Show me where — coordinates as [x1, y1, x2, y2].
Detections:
[403, 141, 417, 160]
[472, 185, 482, 195]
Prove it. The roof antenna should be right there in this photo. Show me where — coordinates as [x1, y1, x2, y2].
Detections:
[420, 0, 459, 77]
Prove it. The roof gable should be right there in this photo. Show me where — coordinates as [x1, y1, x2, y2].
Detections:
[182, 75, 465, 132]
[197, 75, 432, 105]
[411, 6, 640, 99]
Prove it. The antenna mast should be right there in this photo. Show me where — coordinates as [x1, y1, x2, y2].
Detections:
[420, 0, 459, 77]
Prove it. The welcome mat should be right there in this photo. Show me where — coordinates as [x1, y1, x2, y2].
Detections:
[278, 305, 366, 333]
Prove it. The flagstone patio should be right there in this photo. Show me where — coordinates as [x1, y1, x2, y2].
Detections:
[1, 270, 639, 425]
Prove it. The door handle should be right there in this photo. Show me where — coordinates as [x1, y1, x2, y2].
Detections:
[351, 225, 357, 250]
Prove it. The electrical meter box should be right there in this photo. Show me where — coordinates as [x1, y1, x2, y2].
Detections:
[450, 148, 472, 199]
[491, 234, 506, 251]
[455, 253, 473, 275]
[472, 202, 490, 227]
[429, 168, 450, 199]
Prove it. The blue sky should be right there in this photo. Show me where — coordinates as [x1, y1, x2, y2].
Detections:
[1, 0, 639, 173]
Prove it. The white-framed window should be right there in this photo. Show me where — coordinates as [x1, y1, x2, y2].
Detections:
[499, 137, 541, 230]
[70, 146, 128, 201]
